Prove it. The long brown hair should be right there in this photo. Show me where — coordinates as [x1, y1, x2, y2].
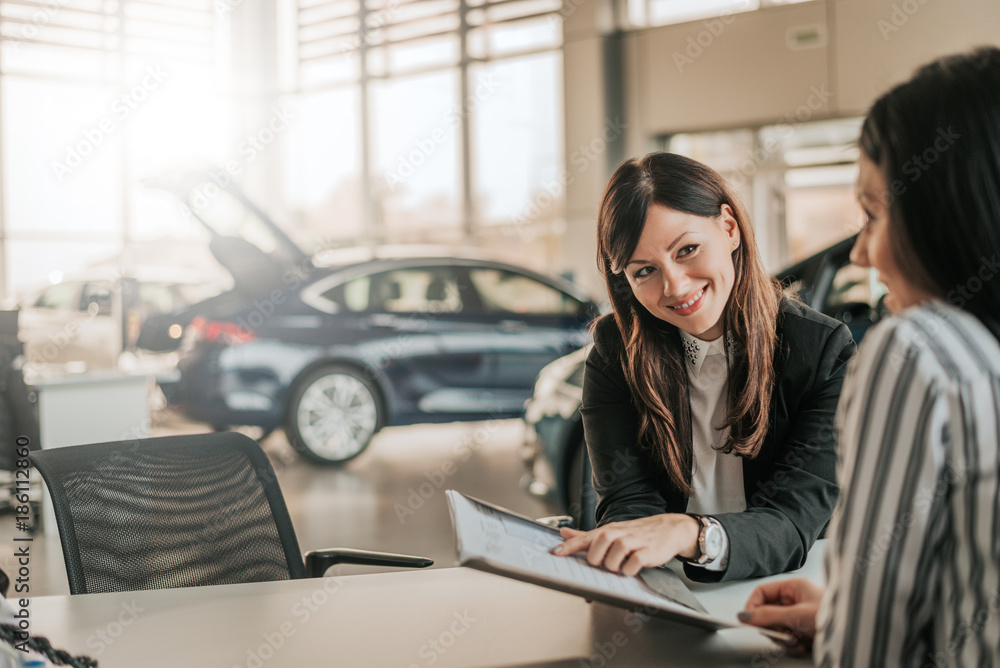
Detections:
[596, 152, 781, 496]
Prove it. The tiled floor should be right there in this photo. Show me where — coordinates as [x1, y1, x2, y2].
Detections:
[0, 412, 555, 597]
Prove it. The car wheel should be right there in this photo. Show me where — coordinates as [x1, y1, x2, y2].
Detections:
[285, 365, 382, 464]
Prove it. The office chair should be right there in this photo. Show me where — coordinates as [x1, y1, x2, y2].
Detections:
[576, 448, 598, 531]
[29, 432, 432, 595]
[537, 445, 598, 532]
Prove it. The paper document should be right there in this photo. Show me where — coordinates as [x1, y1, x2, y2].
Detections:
[446, 490, 733, 633]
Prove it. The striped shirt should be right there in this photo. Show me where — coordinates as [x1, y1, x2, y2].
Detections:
[815, 300, 1000, 668]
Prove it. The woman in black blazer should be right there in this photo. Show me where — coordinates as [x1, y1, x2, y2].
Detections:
[552, 153, 855, 582]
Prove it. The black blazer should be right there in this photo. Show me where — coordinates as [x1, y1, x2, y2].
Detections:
[581, 300, 856, 582]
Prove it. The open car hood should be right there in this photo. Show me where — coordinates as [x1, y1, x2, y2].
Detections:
[136, 169, 317, 353]
[143, 169, 312, 296]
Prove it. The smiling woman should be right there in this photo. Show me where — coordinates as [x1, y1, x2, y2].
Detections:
[552, 152, 857, 583]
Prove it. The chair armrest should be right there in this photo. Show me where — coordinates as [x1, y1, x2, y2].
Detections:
[303, 548, 433, 577]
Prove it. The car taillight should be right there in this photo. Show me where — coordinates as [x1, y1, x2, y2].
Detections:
[189, 317, 257, 345]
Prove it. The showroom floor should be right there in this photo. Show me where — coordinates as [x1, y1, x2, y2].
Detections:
[0, 412, 554, 597]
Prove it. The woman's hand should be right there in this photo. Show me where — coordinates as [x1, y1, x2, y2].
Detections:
[550, 514, 700, 576]
[739, 578, 823, 655]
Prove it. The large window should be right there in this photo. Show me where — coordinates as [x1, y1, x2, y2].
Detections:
[372, 70, 462, 237]
[0, 0, 231, 299]
[0, 0, 566, 299]
[627, 0, 817, 30]
[664, 117, 864, 271]
[286, 0, 565, 248]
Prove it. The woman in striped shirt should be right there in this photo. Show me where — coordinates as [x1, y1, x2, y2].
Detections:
[739, 47, 1000, 666]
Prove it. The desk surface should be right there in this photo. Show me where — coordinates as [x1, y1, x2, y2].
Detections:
[30, 551, 824, 668]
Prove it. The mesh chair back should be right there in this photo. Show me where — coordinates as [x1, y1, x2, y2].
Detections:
[30, 432, 306, 595]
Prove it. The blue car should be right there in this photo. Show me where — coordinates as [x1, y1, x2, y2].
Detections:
[139, 171, 599, 464]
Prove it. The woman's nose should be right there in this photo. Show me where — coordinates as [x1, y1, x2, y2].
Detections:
[850, 229, 870, 268]
[661, 265, 690, 299]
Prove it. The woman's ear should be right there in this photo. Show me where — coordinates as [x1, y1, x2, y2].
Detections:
[719, 204, 740, 251]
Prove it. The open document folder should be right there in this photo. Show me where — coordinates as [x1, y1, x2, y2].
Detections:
[446, 490, 792, 641]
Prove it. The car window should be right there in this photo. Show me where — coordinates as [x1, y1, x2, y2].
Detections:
[32, 283, 79, 310]
[375, 269, 463, 313]
[80, 283, 113, 316]
[320, 276, 369, 312]
[343, 276, 371, 311]
[322, 269, 463, 314]
[467, 268, 582, 315]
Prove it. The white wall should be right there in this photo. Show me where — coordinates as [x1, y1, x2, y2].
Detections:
[562, 0, 1000, 297]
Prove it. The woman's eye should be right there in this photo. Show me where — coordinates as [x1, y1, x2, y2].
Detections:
[678, 244, 698, 257]
[633, 266, 653, 279]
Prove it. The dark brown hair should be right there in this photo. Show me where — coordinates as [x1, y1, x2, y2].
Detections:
[859, 46, 1000, 337]
[596, 152, 781, 495]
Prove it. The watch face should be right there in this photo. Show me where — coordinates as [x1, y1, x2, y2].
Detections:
[704, 525, 723, 559]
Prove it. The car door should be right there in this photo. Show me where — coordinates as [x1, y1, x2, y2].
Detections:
[462, 266, 594, 397]
[307, 263, 495, 419]
[364, 265, 497, 414]
[18, 281, 118, 368]
[71, 281, 120, 368]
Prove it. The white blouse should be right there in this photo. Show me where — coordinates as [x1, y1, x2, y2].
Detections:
[678, 329, 746, 570]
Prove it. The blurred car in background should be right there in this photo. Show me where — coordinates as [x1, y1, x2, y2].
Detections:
[138, 170, 600, 464]
[13, 268, 222, 374]
[521, 234, 887, 520]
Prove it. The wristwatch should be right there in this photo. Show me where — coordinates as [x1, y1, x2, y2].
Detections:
[688, 514, 723, 565]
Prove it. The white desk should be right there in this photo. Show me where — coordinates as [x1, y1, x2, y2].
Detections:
[32, 371, 151, 450]
[31, 372, 151, 537]
[28, 549, 824, 668]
